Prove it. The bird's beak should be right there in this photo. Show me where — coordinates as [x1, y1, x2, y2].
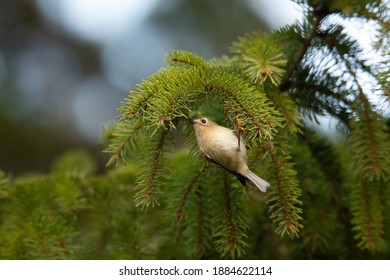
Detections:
[191, 119, 200, 125]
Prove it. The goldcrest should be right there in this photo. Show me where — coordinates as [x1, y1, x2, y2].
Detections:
[192, 117, 270, 192]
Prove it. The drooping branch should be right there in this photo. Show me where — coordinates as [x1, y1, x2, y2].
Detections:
[134, 128, 169, 208]
[104, 122, 143, 167]
[279, 14, 326, 91]
[266, 139, 303, 238]
[175, 167, 207, 221]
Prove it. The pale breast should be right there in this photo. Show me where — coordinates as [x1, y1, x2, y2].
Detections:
[205, 126, 247, 171]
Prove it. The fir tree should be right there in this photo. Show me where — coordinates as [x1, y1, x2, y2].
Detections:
[0, 0, 389, 259]
[103, 0, 389, 258]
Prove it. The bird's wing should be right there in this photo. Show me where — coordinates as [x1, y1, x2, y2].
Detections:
[202, 151, 218, 166]
[202, 152, 247, 186]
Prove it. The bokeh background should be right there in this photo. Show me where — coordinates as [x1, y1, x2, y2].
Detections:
[3, 0, 381, 175]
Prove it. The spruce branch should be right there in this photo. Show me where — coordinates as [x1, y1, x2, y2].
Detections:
[279, 13, 326, 91]
[166, 152, 217, 258]
[350, 109, 390, 182]
[267, 91, 302, 134]
[120, 67, 203, 124]
[266, 139, 303, 238]
[350, 179, 386, 252]
[134, 127, 169, 209]
[298, 129, 360, 255]
[207, 69, 283, 141]
[213, 174, 249, 259]
[175, 166, 207, 221]
[108, 50, 284, 218]
[103, 121, 143, 167]
[342, 56, 390, 251]
[120, 78, 160, 121]
[142, 67, 205, 131]
[288, 78, 352, 125]
[340, 52, 390, 251]
[289, 80, 353, 109]
[339, 53, 390, 181]
[230, 33, 287, 86]
[166, 50, 207, 69]
[300, 129, 343, 209]
[178, 182, 211, 258]
[222, 174, 236, 252]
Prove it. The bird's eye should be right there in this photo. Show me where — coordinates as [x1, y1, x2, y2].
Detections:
[201, 118, 207, 124]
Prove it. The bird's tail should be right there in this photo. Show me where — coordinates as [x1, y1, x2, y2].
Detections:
[246, 171, 270, 192]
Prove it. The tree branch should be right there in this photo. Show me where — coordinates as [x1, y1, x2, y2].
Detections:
[279, 15, 325, 92]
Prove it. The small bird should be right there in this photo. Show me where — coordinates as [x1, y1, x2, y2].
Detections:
[192, 117, 270, 192]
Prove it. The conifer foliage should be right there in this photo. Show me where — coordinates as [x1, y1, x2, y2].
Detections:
[0, 0, 389, 259]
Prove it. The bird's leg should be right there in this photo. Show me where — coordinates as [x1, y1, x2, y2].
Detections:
[235, 115, 245, 150]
